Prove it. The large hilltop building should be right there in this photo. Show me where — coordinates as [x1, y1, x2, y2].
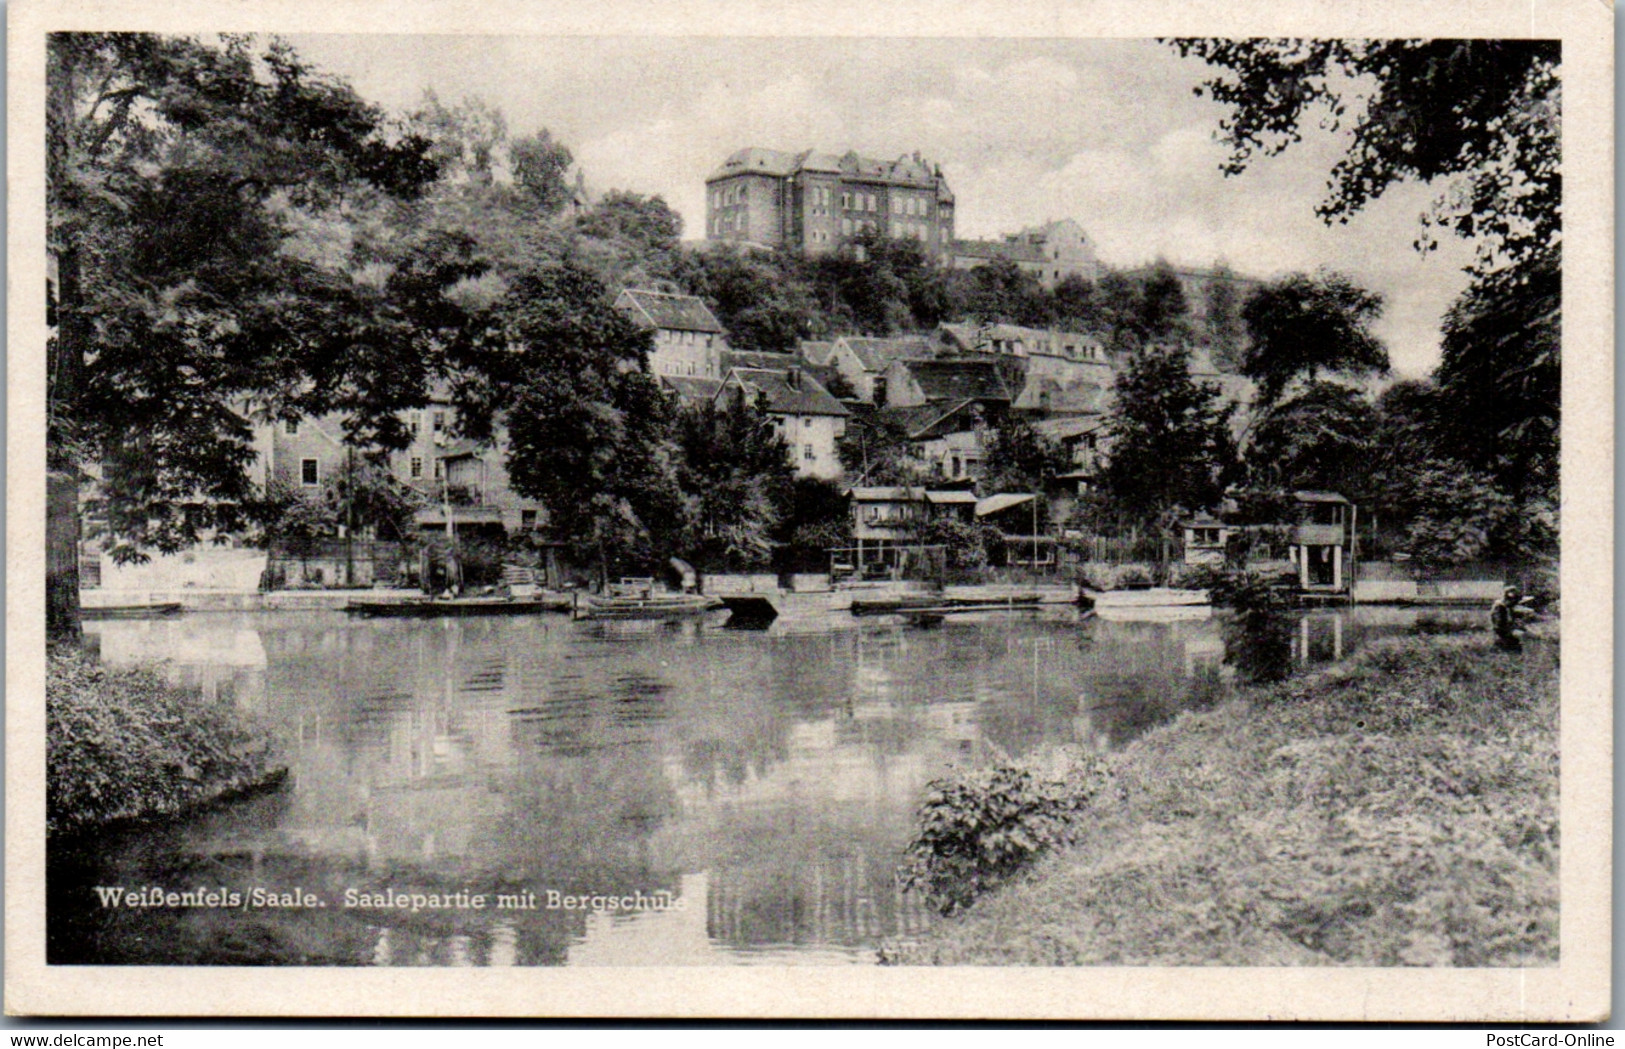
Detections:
[705, 147, 956, 261]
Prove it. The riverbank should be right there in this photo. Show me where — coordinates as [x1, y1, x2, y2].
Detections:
[885, 631, 1559, 966]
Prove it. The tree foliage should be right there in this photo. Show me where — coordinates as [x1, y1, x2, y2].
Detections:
[980, 416, 1070, 495]
[47, 32, 441, 591]
[1239, 271, 1388, 406]
[674, 394, 796, 569]
[1168, 38, 1559, 274]
[1101, 344, 1237, 524]
[508, 129, 574, 213]
[1243, 381, 1377, 496]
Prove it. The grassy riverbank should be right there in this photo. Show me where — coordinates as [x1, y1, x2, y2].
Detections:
[47, 648, 281, 837]
[887, 633, 1559, 966]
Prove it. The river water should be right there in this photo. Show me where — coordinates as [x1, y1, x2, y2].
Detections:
[50, 603, 1476, 966]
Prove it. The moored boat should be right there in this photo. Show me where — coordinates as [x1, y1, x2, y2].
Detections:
[81, 602, 185, 620]
[1082, 587, 1210, 609]
[345, 596, 572, 618]
[575, 592, 721, 620]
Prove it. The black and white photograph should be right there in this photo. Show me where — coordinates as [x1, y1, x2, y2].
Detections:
[7, 0, 1611, 1021]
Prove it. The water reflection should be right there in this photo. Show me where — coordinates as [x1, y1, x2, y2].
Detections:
[54, 605, 1477, 965]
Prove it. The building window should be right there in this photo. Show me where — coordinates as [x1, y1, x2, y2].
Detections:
[410, 457, 423, 479]
[433, 411, 446, 433]
[804, 444, 815, 460]
[521, 509, 538, 531]
[284, 418, 299, 435]
[842, 218, 853, 236]
[841, 192, 851, 209]
[866, 195, 876, 212]
[301, 459, 319, 486]
[433, 460, 444, 480]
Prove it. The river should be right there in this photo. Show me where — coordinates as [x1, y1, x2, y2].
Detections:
[49, 603, 1478, 966]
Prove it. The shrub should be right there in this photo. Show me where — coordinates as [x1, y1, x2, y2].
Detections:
[900, 758, 1102, 916]
[48, 649, 279, 836]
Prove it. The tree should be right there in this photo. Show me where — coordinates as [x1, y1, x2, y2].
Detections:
[1242, 381, 1377, 496]
[1167, 39, 1559, 275]
[1203, 263, 1247, 369]
[980, 416, 1070, 495]
[508, 129, 574, 213]
[773, 477, 852, 571]
[409, 91, 507, 185]
[1051, 274, 1100, 333]
[674, 394, 796, 570]
[1101, 344, 1237, 524]
[687, 247, 818, 354]
[1239, 271, 1388, 406]
[1138, 259, 1192, 341]
[576, 190, 682, 252]
[837, 411, 933, 487]
[1169, 39, 1561, 566]
[1433, 257, 1560, 508]
[485, 265, 689, 584]
[46, 33, 439, 639]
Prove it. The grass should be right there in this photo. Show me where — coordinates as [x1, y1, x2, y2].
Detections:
[884, 633, 1558, 966]
[47, 647, 282, 837]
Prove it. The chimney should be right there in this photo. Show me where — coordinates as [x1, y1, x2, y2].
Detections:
[786, 366, 802, 389]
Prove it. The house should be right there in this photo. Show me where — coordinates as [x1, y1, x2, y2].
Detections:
[951, 219, 1102, 289]
[717, 365, 850, 480]
[875, 400, 990, 483]
[705, 147, 956, 261]
[613, 287, 728, 379]
[844, 486, 975, 576]
[1031, 415, 1108, 493]
[825, 335, 937, 404]
[975, 493, 1054, 567]
[882, 357, 1014, 412]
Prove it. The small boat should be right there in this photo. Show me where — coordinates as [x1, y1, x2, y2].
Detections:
[345, 596, 571, 618]
[849, 593, 1044, 616]
[1083, 588, 1210, 609]
[81, 602, 185, 620]
[575, 582, 720, 621]
[1095, 604, 1213, 623]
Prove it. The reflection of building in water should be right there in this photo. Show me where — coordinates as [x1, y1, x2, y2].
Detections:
[1295, 613, 1345, 665]
[87, 617, 268, 707]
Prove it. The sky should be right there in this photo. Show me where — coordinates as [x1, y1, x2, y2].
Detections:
[286, 34, 1480, 378]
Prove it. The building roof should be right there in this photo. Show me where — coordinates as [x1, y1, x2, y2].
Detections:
[879, 399, 983, 440]
[1014, 377, 1110, 415]
[975, 493, 1038, 517]
[798, 340, 837, 366]
[721, 367, 850, 417]
[723, 349, 798, 372]
[848, 486, 925, 501]
[1031, 415, 1109, 441]
[952, 238, 1048, 265]
[661, 375, 725, 406]
[836, 335, 937, 373]
[924, 490, 978, 505]
[707, 147, 950, 191]
[1294, 490, 1351, 504]
[896, 359, 1013, 404]
[615, 288, 725, 334]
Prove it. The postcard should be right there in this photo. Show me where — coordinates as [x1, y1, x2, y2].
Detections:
[7, 0, 1611, 1021]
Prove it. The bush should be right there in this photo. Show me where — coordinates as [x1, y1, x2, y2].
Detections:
[900, 757, 1103, 916]
[48, 649, 279, 836]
